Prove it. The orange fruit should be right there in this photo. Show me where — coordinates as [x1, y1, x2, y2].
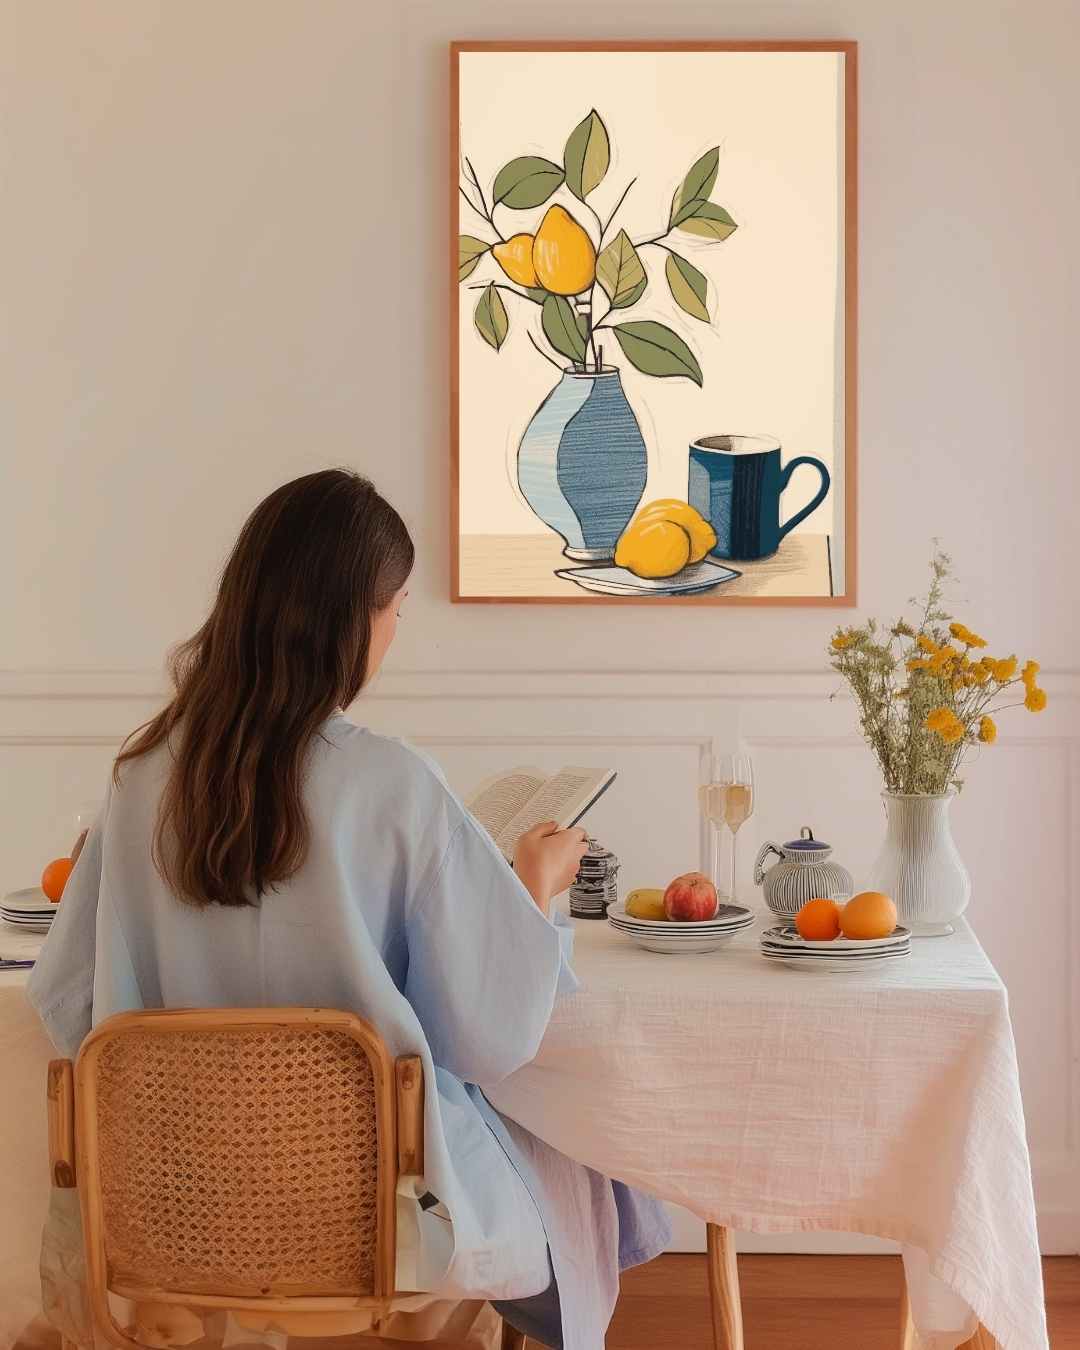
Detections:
[41, 856, 74, 903]
[840, 891, 897, 940]
[794, 898, 842, 941]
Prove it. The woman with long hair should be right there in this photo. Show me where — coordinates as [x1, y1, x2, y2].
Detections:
[28, 469, 670, 1350]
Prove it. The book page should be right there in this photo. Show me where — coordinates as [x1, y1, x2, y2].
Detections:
[494, 766, 615, 860]
[466, 766, 547, 840]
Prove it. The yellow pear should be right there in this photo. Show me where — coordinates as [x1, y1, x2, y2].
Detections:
[532, 205, 596, 295]
[492, 233, 539, 288]
[632, 499, 717, 563]
[614, 518, 692, 579]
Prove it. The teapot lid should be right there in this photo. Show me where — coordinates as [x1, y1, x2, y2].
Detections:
[783, 826, 830, 852]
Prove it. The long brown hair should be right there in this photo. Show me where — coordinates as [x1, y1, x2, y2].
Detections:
[116, 469, 414, 908]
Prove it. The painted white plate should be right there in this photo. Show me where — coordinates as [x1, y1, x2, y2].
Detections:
[2, 888, 56, 915]
[554, 559, 742, 597]
[761, 923, 911, 951]
[608, 901, 754, 930]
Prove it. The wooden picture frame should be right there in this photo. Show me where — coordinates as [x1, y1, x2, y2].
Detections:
[450, 40, 857, 606]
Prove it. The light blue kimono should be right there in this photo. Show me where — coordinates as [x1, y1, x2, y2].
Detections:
[27, 714, 670, 1350]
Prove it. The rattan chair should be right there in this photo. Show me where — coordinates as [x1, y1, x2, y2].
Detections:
[46, 1007, 526, 1350]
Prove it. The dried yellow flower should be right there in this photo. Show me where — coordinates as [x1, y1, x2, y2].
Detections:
[978, 716, 997, 744]
[1025, 686, 1047, 712]
[1021, 660, 1040, 687]
[949, 622, 987, 648]
[917, 634, 938, 655]
[906, 657, 929, 672]
[831, 631, 854, 650]
[925, 706, 965, 744]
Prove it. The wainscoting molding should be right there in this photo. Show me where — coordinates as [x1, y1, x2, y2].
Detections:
[2, 666, 1078, 1253]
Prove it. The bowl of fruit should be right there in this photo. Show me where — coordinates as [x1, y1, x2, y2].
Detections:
[607, 872, 755, 954]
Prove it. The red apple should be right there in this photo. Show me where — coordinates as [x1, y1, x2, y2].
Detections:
[663, 871, 719, 922]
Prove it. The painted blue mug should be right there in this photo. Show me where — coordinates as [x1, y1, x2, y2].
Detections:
[687, 434, 831, 561]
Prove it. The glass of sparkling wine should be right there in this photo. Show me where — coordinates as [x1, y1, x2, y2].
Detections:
[717, 752, 754, 902]
[697, 779, 730, 892]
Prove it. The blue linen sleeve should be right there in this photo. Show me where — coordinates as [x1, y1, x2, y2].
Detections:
[25, 821, 104, 1057]
[404, 815, 578, 1087]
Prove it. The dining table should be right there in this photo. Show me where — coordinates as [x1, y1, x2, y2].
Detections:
[2, 910, 1047, 1350]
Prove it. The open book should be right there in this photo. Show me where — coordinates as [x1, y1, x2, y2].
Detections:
[466, 765, 617, 861]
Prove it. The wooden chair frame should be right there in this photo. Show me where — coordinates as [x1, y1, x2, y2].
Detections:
[47, 1007, 511, 1350]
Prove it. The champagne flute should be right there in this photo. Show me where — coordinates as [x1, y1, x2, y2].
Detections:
[697, 778, 729, 892]
[716, 752, 754, 903]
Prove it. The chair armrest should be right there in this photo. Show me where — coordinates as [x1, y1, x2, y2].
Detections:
[47, 1059, 76, 1187]
[395, 1056, 425, 1177]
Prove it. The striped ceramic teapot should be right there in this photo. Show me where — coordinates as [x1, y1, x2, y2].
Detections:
[753, 827, 854, 919]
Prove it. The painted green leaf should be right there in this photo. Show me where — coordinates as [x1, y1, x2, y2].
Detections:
[525, 287, 549, 304]
[474, 283, 508, 351]
[541, 294, 587, 364]
[612, 320, 703, 386]
[458, 234, 490, 282]
[664, 252, 709, 321]
[669, 147, 719, 228]
[564, 109, 610, 201]
[676, 202, 738, 242]
[576, 311, 590, 345]
[596, 229, 647, 310]
[491, 156, 565, 209]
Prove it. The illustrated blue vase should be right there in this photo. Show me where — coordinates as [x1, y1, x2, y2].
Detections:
[517, 366, 648, 561]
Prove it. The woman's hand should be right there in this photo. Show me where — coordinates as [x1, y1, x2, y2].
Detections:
[514, 822, 589, 915]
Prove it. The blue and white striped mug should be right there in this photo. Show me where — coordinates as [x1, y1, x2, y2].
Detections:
[688, 434, 831, 561]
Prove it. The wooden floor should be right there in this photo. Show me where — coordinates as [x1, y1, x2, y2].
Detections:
[606, 1254, 1080, 1349]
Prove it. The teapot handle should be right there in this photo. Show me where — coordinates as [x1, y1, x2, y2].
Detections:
[753, 841, 783, 886]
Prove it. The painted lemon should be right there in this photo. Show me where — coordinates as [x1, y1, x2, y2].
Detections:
[492, 233, 539, 288]
[614, 518, 692, 579]
[532, 205, 596, 295]
[626, 888, 667, 921]
[631, 499, 716, 563]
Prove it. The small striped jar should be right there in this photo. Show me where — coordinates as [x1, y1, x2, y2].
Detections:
[753, 828, 854, 919]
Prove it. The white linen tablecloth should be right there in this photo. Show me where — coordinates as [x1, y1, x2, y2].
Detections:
[489, 912, 1047, 1350]
[2, 919, 1047, 1350]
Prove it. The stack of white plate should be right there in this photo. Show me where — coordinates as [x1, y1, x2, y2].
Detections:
[1, 888, 57, 934]
[607, 900, 755, 954]
[760, 923, 911, 972]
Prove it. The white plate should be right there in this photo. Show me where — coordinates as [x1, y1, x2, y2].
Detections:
[616, 928, 749, 955]
[609, 914, 754, 933]
[761, 923, 911, 951]
[761, 950, 909, 973]
[608, 901, 754, 930]
[610, 921, 755, 944]
[2, 919, 53, 933]
[554, 559, 741, 597]
[2, 887, 56, 915]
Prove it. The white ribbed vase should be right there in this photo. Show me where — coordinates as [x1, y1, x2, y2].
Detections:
[868, 791, 971, 937]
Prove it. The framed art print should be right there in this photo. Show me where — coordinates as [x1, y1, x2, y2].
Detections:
[451, 41, 856, 604]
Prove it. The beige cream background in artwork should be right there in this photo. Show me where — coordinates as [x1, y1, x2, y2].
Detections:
[458, 50, 845, 586]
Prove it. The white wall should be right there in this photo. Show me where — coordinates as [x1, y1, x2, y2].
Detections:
[2, 0, 1078, 1252]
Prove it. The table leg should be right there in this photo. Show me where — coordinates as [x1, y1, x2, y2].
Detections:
[500, 1323, 525, 1350]
[706, 1223, 744, 1350]
[900, 1285, 1000, 1349]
